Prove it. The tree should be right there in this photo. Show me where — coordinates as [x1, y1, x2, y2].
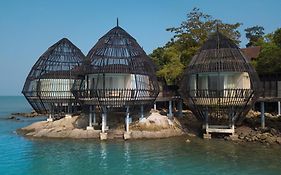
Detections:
[255, 28, 281, 74]
[166, 8, 242, 46]
[244, 25, 265, 47]
[273, 28, 281, 47]
[256, 45, 281, 73]
[150, 8, 242, 85]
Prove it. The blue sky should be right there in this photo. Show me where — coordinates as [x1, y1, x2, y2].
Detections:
[0, 0, 280, 95]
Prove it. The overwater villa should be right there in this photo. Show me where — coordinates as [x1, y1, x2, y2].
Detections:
[180, 31, 261, 138]
[22, 38, 85, 120]
[23, 25, 273, 140]
[72, 23, 159, 139]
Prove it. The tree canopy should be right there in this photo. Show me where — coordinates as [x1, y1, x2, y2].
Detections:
[151, 8, 281, 82]
[150, 8, 242, 85]
[244, 25, 265, 47]
[255, 28, 281, 74]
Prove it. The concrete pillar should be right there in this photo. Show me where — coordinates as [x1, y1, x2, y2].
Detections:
[89, 106, 92, 127]
[177, 99, 183, 117]
[68, 102, 72, 114]
[154, 102, 157, 110]
[93, 108, 97, 125]
[47, 114, 53, 122]
[87, 105, 94, 130]
[167, 100, 173, 118]
[278, 101, 281, 116]
[203, 110, 211, 139]
[261, 101, 265, 129]
[100, 106, 108, 140]
[47, 107, 54, 122]
[205, 111, 209, 131]
[231, 112, 235, 135]
[104, 107, 108, 130]
[101, 112, 106, 133]
[124, 106, 132, 140]
[126, 106, 130, 132]
[139, 105, 144, 121]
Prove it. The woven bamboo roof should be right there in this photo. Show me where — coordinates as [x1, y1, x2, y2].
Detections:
[24, 38, 85, 81]
[85, 25, 156, 76]
[188, 31, 255, 74]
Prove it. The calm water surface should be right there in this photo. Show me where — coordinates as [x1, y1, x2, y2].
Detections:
[0, 96, 280, 175]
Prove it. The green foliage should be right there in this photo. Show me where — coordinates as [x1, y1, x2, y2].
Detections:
[151, 46, 184, 85]
[245, 25, 265, 47]
[255, 28, 281, 74]
[250, 60, 258, 69]
[256, 45, 281, 74]
[273, 28, 281, 47]
[150, 7, 242, 85]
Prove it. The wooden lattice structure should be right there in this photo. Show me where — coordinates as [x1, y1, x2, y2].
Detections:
[22, 38, 85, 114]
[180, 31, 260, 134]
[72, 24, 159, 110]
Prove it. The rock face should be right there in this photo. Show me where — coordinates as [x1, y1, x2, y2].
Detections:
[130, 112, 184, 138]
[236, 127, 281, 145]
[137, 112, 174, 131]
[238, 110, 281, 145]
[19, 116, 100, 139]
[18, 112, 185, 139]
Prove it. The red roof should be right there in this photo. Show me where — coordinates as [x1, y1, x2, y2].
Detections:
[241, 46, 261, 61]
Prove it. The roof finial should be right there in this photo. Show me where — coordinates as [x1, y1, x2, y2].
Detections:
[117, 17, 119, 27]
[216, 22, 219, 32]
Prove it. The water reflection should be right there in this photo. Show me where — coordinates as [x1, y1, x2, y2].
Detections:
[4, 136, 281, 175]
[124, 142, 131, 174]
[99, 141, 108, 172]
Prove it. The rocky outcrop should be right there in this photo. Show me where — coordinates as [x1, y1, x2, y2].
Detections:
[236, 126, 281, 145]
[18, 115, 101, 139]
[236, 110, 281, 145]
[130, 112, 184, 138]
[18, 112, 185, 139]
[11, 110, 43, 118]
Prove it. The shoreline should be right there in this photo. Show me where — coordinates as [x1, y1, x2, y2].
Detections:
[16, 110, 281, 145]
[17, 112, 185, 140]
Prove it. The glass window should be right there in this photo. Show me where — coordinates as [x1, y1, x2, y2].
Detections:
[208, 74, 224, 90]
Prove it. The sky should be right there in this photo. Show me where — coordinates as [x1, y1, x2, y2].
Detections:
[0, 0, 281, 95]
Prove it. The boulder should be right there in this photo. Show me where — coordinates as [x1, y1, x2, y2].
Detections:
[276, 137, 281, 144]
[137, 112, 174, 131]
[19, 116, 87, 138]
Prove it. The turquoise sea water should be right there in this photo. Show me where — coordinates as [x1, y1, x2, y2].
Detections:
[0, 96, 281, 175]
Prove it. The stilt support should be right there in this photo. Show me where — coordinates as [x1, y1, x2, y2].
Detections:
[125, 106, 130, 132]
[261, 101, 265, 129]
[154, 102, 157, 111]
[47, 114, 53, 122]
[101, 112, 106, 133]
[139, 105, 144, 121]
[278, 101, 281, 116]
[167, 100, 173, 118]
[68, 102, 72, 114]
[124, 106, 132, 140]
[100, 109, 108, 140]
[203, 111, 211, 139]
[87, 105, 94, 130]
[177, 99, 183, 117]
[93, 109, 98, 126]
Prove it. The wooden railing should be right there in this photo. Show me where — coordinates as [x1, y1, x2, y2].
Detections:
[189, 89, 254, 98]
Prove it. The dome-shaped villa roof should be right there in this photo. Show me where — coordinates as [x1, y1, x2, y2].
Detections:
[22, 38, 85, 114]
[188, 32, 258, 74]
[181, 31, 260, 124]
[72, 25, 159, 108]
[86, 25, 155, 75]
